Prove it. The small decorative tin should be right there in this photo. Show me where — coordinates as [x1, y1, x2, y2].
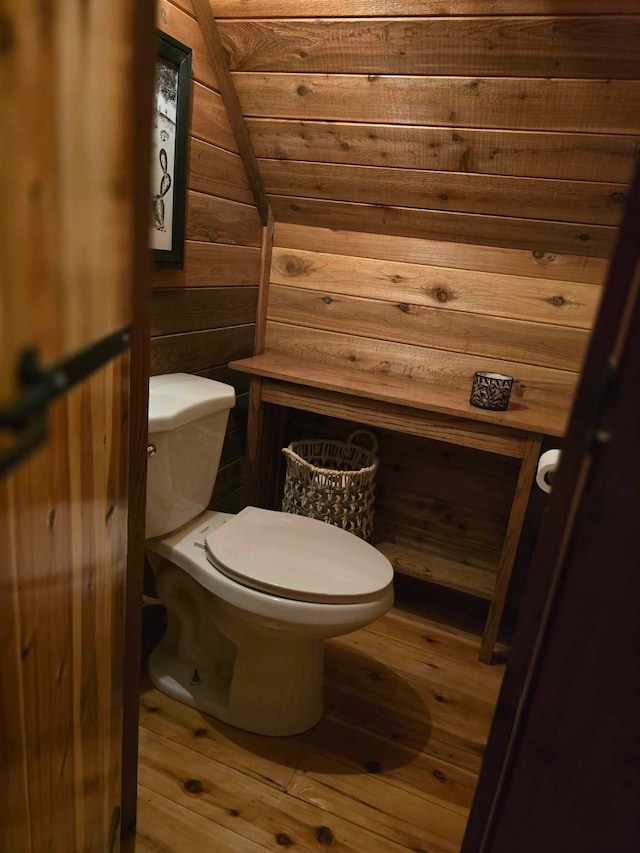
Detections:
[470, 372, 514, 411]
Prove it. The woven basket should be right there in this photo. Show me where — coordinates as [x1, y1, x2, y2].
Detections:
[281, 430, 379, 540]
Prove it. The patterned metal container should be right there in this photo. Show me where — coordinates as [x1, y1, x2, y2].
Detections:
[470, 371, 514, 411]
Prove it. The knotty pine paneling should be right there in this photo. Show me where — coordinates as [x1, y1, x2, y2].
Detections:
[268, 284, 588, 372]
[151, 287, 257, 335]
[156, 0, 261, 514]
[273, 223, 609, 285]
[248, 120, 639, 184]
[225, 5, 639, 256]
[186, 192, 262, 246]
[150, 324, 256, 375]
[235, 74, 640, 135]
[270, 246, 601, 328]
[260, 160, 627, 226]
[265, 221, 601, 432]
[154, 241, 261, 288]
[191, 81, 238, 151]
[270, 197, 615, 257]
[220, 17, 640, 78]
[210, 1, 640, 15]
[1, 362, 131, 852]
[189, 137, 255, 204]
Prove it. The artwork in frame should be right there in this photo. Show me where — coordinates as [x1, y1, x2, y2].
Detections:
[151, 31, 192, 269]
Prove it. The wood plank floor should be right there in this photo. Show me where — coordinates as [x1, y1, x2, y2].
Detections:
[125, 600, 505, 852]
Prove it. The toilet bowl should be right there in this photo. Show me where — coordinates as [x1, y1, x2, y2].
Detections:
[145, 373, 394, 736]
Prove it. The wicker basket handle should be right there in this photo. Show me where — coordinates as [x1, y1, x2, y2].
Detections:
[347, 429, 379, 453]
[281, 446, 307, 466]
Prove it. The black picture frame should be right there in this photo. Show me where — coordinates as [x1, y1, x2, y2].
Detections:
[151, 31, 192, 269]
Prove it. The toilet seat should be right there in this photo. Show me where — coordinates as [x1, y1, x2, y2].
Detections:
[205, 506, 393, 605]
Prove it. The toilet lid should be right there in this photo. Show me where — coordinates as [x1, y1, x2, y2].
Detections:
[204, 507, 393, 604]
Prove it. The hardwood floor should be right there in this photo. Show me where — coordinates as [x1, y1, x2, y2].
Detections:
[125, 600, 504, 852]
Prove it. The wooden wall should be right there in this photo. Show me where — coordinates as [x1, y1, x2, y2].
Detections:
[268, 223, 607, 435]
[211, 2, 640, 258]
[152, 0, 262, 509]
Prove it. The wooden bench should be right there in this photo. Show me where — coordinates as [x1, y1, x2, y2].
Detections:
[231, 352, 552, 663]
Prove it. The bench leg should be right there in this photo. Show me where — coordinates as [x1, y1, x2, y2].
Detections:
[480, 434, 542, 664]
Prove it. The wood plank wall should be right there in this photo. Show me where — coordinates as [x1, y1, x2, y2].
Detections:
[268, 223, 607, 433]
[210, 1, 640, 257]
[153, 0, 262, 509]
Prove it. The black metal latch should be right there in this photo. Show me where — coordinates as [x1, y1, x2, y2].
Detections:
[0, 326, 131, 478]
[585, 356, 617, 453]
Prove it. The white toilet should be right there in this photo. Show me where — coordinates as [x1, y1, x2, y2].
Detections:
[145, 373, 394, 736]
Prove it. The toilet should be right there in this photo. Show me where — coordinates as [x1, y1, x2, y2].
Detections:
[145, 373, 394, 736]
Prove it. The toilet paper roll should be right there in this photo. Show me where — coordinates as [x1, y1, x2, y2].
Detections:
[536, 449, 561, 494]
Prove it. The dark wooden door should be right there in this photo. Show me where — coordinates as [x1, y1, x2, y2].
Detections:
[0, 3, 153, 850]
[463, 161, 640, 852]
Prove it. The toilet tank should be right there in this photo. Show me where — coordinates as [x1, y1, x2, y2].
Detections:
[146, 373, 235, 539]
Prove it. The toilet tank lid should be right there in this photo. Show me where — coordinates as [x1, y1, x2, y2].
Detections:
[148, 373, 235, 433]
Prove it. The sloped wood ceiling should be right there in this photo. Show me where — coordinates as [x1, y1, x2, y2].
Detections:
[207, 1, 640, 258]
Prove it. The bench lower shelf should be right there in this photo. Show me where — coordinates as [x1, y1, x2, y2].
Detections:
[375, 541, 497, 601]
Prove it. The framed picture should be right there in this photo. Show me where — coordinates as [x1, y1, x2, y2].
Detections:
[151, 31, 192, 269]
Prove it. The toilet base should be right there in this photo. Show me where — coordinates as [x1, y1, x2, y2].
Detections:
[148, 562, 325, 736]
[148, 634, 324, 736]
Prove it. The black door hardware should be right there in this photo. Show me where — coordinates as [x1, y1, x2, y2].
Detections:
[0, 326, 131, 478]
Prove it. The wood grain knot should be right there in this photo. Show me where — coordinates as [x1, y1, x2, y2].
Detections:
[550, 295, 565, 307]
[0, 14, 14, 52]
[194, 728, 208, 738]
[433, 769, 447, 782]
[365, 761, 382, 774]
[283, 256, 303, 275]
[532, 250, 546, 259]
[184, 779, 204, 794]
[21, 636, 32, 661]
[323, 296, 333, 304]
[611, 192, 626, 203]
[228, 809, 240, 817]
[433, 288, 449, 303]
[434, 692, 447, 703]
[296, 84, 310, 97]
[398, 302, 411, 313]
[439, 193, 449, 201]
[315, 826, 334, 845]
[276, 833, 294, 846]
